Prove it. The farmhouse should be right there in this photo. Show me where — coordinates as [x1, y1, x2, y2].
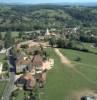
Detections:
[15, 50, 44, 73]
[15, 45, 54, 89]
[31, 54, 43, 72]
[15, 73, 36, 90]
[16, 57, 31, 73]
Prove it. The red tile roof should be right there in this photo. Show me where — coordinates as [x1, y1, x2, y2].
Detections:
[32, 55, 43, 67]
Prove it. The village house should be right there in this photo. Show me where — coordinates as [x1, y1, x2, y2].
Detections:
[15, 73, 36, 90]
[31, 54, 43, 73]
[32, 54, 46, 86]
[15, 52, 49, 88]
[15, 46, 54, 89]
[16, 57, 31, 73]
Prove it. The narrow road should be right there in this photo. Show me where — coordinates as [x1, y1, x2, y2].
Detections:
[54, 48, 97, 85]
[2, 72, 15, 100]
[2, 48, 15, 100]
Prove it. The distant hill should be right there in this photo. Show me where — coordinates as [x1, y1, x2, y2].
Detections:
[0, 5, 97, 31]
[57, 2, 97, 7]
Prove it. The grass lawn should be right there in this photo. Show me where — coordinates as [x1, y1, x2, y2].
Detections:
[1, 31, 19, 38]
[0, 54, 8, 99]
[15, 89, 34, 100]
[82, 42, 97, 53]
[0, 53, 6, 63]
[60, 48, 97, 66]
[0, 82, 7, 99]
[40, 48, 97, 100]
[15, 90, 25, 100]
[60, 48, 97, 89]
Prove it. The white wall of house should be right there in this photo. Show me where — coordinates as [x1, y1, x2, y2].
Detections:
[16, 65, 27, 73]
[0, 63, 3, 74]
[0, 48, 6, 54]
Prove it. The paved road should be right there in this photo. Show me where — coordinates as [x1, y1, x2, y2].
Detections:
[1, 48, 15, 100]
[2, 72, 15, 100]
[0, 79, 9, 81]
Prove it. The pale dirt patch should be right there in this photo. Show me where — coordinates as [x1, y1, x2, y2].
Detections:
[42, 59, 54, 70]
[17, 40, 39, 48]
[42, 72, 47, 81]
[17, 40, 49, 49]
[54, 48, 73, 68]
[15, 74, 23, 81]
[72, 89, 97, 100]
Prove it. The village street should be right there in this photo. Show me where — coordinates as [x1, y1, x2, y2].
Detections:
[2, 48, 16, 100]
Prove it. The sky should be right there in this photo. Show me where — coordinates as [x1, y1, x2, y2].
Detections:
[0, 0, 97, 4]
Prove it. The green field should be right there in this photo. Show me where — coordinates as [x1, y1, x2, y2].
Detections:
[83, 42, 97, 53]
[0, 54, 8, 99]
[1, 31, 19, 38]
[60, 48, 97, 67]
[40, 48, 97, 100]
[0, 82, 7, 98]
[13, 88, 39, 100]
[15, 90, 25, 100]
[0, 53, 6, 63]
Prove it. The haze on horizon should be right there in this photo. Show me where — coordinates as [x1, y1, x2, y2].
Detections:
[0, 0, 97, 4]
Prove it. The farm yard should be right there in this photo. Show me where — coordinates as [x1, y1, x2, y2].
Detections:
[1, 32, 19, 38]
[40, 47, 97, 100]
[82, 43, 97, 54]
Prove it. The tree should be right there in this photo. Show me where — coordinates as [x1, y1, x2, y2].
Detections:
[0, 45, 3, 50]
[2, 62, 8, 71]
[4, 32, 14, 48]
[18, 32, 24, 38]
[49, 37, 56, 47]
[20, 44, 28, 49]
[32, 86, 39, 100]
[57, 38, 65, 48]
[18, 32, 22, 38]
[75, 57, 81, 62]
[0, 40, 3, 50]
[0, 33, 2, 40]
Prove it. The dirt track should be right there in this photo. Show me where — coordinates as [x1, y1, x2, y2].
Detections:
[54, 48, 97, 85]
[54, 48, 73, 68]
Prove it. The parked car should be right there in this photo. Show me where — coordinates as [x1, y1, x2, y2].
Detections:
[81, 96, 97, 100]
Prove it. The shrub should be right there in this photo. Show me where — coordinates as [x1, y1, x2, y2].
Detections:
[75, 57, 81, 61]
[2, 62, 8, 71]
[20, 44, 28, 49]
